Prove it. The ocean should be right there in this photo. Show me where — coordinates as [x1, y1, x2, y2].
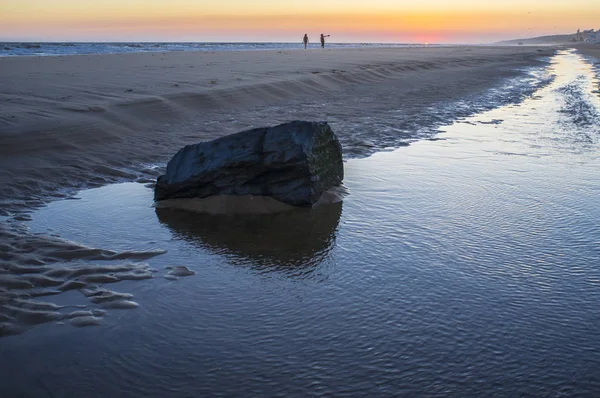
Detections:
[0, 42, 431, 57]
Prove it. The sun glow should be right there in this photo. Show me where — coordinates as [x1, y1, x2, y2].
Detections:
[1, 0, 599, 43]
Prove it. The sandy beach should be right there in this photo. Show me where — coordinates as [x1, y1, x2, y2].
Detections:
[0, 44, 562, 337]
[2, 36, 600, 397]
[2, 45, 600, 396]
[5, 0, 600, 392]
[0, 46, 556, 213]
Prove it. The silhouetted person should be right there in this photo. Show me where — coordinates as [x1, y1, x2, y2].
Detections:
[303, 34, 309, 49]
[320, 34, 330, 48]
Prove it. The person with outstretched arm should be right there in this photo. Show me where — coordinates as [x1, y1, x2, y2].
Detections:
[320, 34, 330, 48]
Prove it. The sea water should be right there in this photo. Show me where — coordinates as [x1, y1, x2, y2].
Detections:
[0, 42, 433, 57]
[1, 49, 600, 396]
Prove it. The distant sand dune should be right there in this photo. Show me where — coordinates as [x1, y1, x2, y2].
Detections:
[495, 34, 575, 46]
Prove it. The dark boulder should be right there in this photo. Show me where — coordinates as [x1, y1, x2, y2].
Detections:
[154, 121, 344, 206]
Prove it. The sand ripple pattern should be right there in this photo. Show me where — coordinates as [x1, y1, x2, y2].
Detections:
[0, 222, 165, 337]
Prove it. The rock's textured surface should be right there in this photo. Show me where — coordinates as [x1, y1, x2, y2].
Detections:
[154, 121, 344, 206]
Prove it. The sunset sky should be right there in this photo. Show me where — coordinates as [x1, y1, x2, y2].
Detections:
[1, 0, 599, 43]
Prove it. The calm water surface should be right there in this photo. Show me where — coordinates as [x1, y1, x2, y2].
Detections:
[2, 50, 600, 397]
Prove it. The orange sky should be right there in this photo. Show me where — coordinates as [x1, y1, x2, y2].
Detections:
[1, 0, 599, 43]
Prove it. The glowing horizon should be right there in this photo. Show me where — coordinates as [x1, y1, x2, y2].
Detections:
[1, 0, 599, 43]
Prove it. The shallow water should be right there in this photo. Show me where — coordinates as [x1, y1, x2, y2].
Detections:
[2, 49, 600, 397]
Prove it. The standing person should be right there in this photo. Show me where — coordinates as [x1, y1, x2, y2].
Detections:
[303, 34, 309, 49]
[320, 33, 330, 48]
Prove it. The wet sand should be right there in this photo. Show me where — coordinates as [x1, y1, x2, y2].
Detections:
[576, 44, 600, 61]
[0, 45, 557, 336]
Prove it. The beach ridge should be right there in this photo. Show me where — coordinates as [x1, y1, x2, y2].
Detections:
[0, 46, 554, 215]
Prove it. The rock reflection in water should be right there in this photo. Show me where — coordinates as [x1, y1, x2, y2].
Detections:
[155, 202, 342, 276]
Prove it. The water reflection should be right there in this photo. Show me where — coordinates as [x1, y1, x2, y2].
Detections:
[155, 203, 342, 276]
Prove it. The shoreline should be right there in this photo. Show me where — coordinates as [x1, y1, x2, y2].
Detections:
[0, 46, 555, 216]
[0, 42, 437, 58]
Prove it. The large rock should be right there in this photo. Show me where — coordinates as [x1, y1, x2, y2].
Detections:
[154, 121, 344, 206]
